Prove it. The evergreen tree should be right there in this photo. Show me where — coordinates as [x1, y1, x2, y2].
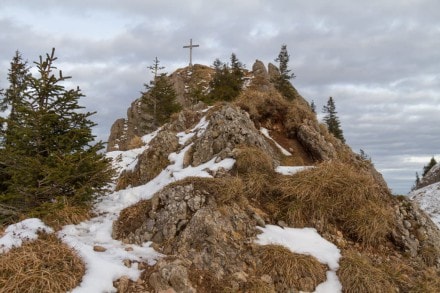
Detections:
[273, 44, 296, 100]
[143, 57, 166, 123]
[0, 51, 31, 148]
[206, 54, 244, 103]
[359, 149, 371, 162]
[422, 157, 437, 177]
[322, 97, 345, 143]
[142, 70, 181, 126]
[0, 48, 113, 220]
[412, 172, 421, 190]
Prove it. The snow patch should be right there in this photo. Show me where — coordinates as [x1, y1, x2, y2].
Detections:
[176, 116, 209, 145]
[409, 182, 440, 228]
[275, 166, 314, 175]
[60, 133, 236, 292]
[106, 128, 162, 175]
[256, 224, 342, 292]
[0, 218, 53, 253]
[260, 127, 292, 156]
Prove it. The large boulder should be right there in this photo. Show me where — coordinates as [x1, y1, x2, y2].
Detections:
[191, 105, 277, 166]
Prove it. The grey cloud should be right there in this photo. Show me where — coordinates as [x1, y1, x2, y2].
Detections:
[1, 0, 440, 194]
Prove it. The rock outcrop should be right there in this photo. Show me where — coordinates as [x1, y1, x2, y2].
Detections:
[190, 106, 276, 167]
[107, 60, 440, 292]
[115, 104, 278, 190]
[417, 162, 440, 190]
[393, 197, 440, 262]
[107, 65, 214, 152]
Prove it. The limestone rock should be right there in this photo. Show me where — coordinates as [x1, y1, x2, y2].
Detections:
[297, 119, 338, 161]
[113, 180, 262, 290]
[135, 130, 180, 185]
[93, 245, 107, 252]
[392, 197, 440, 266]
[268, 62, 280, 81]
[149, 259, 195, 293]
[191, 105, 277, 166]
[107, 98, 156, 152]
[107, 118, 127, 152]
[251, 60, 271, 90]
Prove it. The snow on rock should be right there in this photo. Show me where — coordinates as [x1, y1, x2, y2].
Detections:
[106, 128, 162, 175]
[0, 218, 54, 253]
[409, 182, 440, 228]
[59, 120, 236, 292]
[256, 224, 342, 293]
[260, 127, 292, 156]
[176, 116, 209, 145]
[275, 165, 314, 175]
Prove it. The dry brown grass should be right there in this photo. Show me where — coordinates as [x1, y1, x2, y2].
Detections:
[28, 199, 91, 231]
[284, 99, 317, 136]
[234, 147, 274, 176]
[411, 267, 440, 293]
[235, 89, 289, 126]
[127, 135, 144, 149]
[0, 233, 84, 293]
[188, 267, 233, 293]
[113, 200, 152, 241]
[42, 205, 90, 231]
[257, 244, 327, 292]
[419, 243, 440, 267]
[274, 161, 394, 246]
[338, 250, 395, 293]
[236, 88, 317, 139]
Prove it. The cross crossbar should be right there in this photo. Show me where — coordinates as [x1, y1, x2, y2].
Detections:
[183, 38, 199, 66]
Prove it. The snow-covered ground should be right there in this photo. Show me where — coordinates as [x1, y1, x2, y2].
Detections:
[409, 182, 440, 229]
[0, 218, 53, 253]
[0, 113, 343, 292]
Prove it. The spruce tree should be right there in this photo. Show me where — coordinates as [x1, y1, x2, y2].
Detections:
[0, 48, 113, 220]
[273, 44, 296, 100]
[322, 97, 345, 143]
[206, 54, 244, 103]
[142, 60, 181, 127]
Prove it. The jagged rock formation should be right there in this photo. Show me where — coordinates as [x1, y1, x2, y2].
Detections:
[107, 65, 214, 152]
[417, 162, 440, 190]
[107, 61, 440, 292]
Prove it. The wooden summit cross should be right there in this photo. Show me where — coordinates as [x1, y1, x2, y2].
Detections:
[183, 38, 199, 67]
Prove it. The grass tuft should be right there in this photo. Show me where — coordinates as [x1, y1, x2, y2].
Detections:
[127, 135, 144, 149]
[0, 233, 84, 293]
[338, 250, 394, 293]
[113, 200, 152, 241]
[274, 161, 394, 245]
[28, 198, 91, 231]
[257, 244, 327, 292]
[234, 147, 274, 176]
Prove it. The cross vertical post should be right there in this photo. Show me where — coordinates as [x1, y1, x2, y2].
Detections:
[183, 38, 199, 67]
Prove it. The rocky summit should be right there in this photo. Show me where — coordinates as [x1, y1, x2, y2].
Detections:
[104, 60, 440, 292]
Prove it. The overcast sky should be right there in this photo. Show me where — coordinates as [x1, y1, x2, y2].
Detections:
[1, 0, 439, 194]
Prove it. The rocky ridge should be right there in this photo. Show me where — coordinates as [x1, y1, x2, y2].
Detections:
[107, 61, 440, 292]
